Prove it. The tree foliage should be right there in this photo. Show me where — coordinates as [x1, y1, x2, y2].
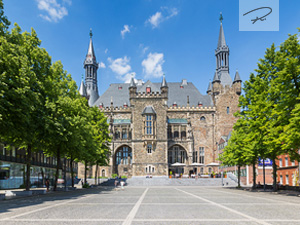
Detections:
[0, 1, 110, 190]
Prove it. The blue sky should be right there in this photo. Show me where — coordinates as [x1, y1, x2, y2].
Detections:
[3, 0, 300, 95]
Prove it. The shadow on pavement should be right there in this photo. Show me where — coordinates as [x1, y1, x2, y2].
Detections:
[0, 183, 116, 215]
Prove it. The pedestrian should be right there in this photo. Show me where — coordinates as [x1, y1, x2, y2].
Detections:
[114, 178, 118, 189]
[120, 180, 125, 190]
[45, 179, 50, 192]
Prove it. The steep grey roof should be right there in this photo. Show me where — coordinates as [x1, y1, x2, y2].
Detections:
[233, 70, 241, 83]
[220, 71, 232, 86]
[142, 106, 156, 115]
[93, 83, 130, 107]
[79, 80, 87, 97]
[137, 80, 161, 93]
[88, 91, 99, 106]
[217, 23, 227, 48]
[92, 81, 213, 108]
[167, 82, 213, 107]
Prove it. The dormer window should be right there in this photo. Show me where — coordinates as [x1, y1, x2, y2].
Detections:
[118, 85, 122, 90]
[173, 102, 177, 107]
[123, 102, 128, 108]
[99, 103, 104, 109]
[180, 86, 183, 89]
[198, 101, 203, 107]
[146, 87, 151, 93]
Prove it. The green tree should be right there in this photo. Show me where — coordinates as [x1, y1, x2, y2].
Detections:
[0, 24, 51, 190]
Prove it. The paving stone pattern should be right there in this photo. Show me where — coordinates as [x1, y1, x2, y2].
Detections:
[0, 186, 300, 225]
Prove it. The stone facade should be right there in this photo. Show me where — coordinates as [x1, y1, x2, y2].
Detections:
[78, 19, 242, 179]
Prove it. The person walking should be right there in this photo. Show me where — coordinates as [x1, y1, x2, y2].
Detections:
[45, 179, 50, 192]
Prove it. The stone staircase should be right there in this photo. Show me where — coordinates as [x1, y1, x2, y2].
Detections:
[100, 176, 237, 187]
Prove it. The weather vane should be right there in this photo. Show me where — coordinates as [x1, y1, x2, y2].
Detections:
[219, 12, 223, 23]
[89, 28, 93, 38]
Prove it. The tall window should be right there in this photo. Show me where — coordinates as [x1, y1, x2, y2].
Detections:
[280, 175, 283, 184]
[279, 158, 282, 167]
[147, 144, 152, 154]
[286, 175, 289, 185]
[285, 157, 288, 167]
[122, 128, 127, 139]
[115, 130, 120, 139]
[193, 151, 198, 163]
[146, 115, 153, 135]
[227, 107, 230, 114]
[199, 147, 205, 164]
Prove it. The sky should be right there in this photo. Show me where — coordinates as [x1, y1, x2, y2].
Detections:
[3, 0, 300, 95]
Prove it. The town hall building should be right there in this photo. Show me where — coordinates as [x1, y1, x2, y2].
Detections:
[78, 17, 242, 178]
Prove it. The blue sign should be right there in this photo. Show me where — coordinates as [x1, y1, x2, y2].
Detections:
[258, 158, 273, 166]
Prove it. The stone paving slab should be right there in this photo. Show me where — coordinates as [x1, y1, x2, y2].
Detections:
[1, 186, 300, 225]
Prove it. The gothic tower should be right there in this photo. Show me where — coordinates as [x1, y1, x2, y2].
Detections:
[211, 13, 242, 161]
[84, 29, 99, 106]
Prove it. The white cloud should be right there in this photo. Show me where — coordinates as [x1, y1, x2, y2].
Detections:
[104, 48, 108, 54]
[142, 52, 164, 78]
[148, 12, 163, 28]
[99, 62, 106, 69]
[139, 44, 149, 55]
[123, 72, 137, 83]
[36, 0, 70, 22]
[108, 56, 131, 75]
[146, 7, 179, 29]
[121, 25, 130, 39]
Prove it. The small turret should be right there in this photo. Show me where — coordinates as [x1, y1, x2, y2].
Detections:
[129, 75, 137, 99]
[207, 81, 212, 95]
[79, 75, 87, 98]
[212, 71, 221, 95]
[160, 74, 168, 99]
[232, 70, 242, 95]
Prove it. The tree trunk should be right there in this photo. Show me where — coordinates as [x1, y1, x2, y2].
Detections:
[252, 161, 256, 190]
[272, 155, 277, 191]
[41, 168, 44, 188]
[84, 161, 87, 184]
[25, 145, 32, 191]
[70, 155, 74, 188]
[237, 165, 241, 188]
[54, 147, 61, 191]
[64, 158, 67, 190]
[263, 158, 266, 191]
[95, 163, 98, 185]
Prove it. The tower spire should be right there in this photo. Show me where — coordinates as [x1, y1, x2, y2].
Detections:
[215, 13, 232, 86]
[84, 29, 99, 106]
[217, 13, 226, 48]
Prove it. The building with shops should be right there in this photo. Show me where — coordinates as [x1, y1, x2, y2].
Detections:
[277, 154, 299, 186]
[78, 18, 242, 178]
[0, 143, 77, 189]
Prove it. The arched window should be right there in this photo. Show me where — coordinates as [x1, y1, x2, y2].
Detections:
[174, 131, 179, 138]
[115, 146, 132, 165]
[168, 146, 187, 164]
[200, 168, 204, 174]
[208, 167, 212, 173]
[102, 169, 105, 177]
[200, 116, 206, 121]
